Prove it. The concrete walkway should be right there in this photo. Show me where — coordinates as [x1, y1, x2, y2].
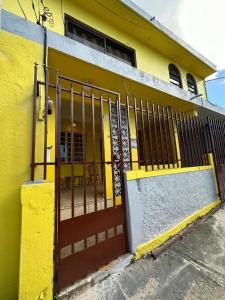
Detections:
[63, 205, 225, 300]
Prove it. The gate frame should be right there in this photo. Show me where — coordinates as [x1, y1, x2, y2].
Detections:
[54, 71, 129, 291]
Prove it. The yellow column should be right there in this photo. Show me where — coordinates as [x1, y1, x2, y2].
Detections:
[19, 181, 54, 300]
[173, 120, 182, 168]
[208, 153, 220, 198]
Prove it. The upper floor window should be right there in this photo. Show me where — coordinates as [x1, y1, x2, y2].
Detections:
[168, 64, 183, 88]
[186, 73, 198, 95]
[65, 16, 136, 67]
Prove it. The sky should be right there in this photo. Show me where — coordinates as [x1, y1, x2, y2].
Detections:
[134, 0, 225, 107]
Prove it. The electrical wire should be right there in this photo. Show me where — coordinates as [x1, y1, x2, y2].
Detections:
[31, 0, 40, 24]
[94, 0, 150, 30]
[17, 0, 27, 20]
[205, 76, 225, 82]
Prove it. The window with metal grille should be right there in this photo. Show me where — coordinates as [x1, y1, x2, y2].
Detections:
[186, 73, 198, 95]
[65, 16, 136, 67]
[60, 132, 83, 162]
[169, 64, 183, 88]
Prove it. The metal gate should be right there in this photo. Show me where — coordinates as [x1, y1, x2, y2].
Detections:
[54, 72, 128, 291]
[31, 64, 225, 293]
[208, 118, 225, 202]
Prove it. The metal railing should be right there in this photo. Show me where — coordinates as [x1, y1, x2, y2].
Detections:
[31, 65, 214, 182]
[31, 64, 225, 290]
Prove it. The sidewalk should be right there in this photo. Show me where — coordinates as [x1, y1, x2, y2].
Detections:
[62, 205, 225, 300]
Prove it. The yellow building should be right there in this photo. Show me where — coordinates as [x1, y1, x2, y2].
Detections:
[1, 1, 225, 299]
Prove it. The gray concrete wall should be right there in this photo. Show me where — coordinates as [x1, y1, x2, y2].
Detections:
[125, 169, 217, 253]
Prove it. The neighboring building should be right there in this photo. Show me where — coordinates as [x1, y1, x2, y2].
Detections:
[1, 1, 225, 299]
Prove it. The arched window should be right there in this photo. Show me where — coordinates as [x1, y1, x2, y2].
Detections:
[186, 73, 198, 95]
[168, 64, 183, 88]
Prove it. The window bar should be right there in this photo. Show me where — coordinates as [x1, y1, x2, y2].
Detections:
[82, 90, 87, 214]
[108, 98, 116, 206]
[134, 98, 140, 168]
[100, 95, 107, 209]
[146, 101, 154, 170]
[91, 93, 98, 212]
[166, 107, 176, 168]
[182, 113, 192, 166]
[126, 95, 133, 170]
[152, 102, 160, 169]
[70, 85, 75, 218]
[162, 106, 170, 169]
[140, 99, 148, 171]
[43, 66, 49, 180]
[157, 104, 165, 169]
[31, 63, 38, 181]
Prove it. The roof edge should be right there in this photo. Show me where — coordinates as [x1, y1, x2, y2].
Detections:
[119, 0, 217, 73]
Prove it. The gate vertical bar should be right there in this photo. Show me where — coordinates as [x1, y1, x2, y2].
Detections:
[134, 98, 140, 168]
[82, 90, 87, 214]
[70, 85, 75, 218]
[100, 95, 107, 208]
[54, 69, 61, 291]
[43, 66, 49, 179]
[152, 102, 160, 168]
[31, 63, 38, 181]
[91, 93, 97, 212]
[146, 101, 154, 170]
[157, 104, 165, 168]
[126, 96, 133, 170]
[140, 99, 147, 171]
[162, 106, 170, 168]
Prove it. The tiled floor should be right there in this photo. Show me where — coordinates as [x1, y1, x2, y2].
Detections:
[60, 184, 113, 220]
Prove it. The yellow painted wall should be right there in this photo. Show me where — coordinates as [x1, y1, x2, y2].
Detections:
[0, 1, 214, 298]
[0, 30, 44, 299]
[3, 0, 207, 98]
[19, 182, 54, 300]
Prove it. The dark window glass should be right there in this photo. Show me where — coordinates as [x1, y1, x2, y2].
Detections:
[60, 132, 83, 162]
[169, 64, 183, 88]
[186, 73, 198, 95]
[66, 20, 105, 52]
[65, 16, 136, 67]
[106, 40, 133, 66]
